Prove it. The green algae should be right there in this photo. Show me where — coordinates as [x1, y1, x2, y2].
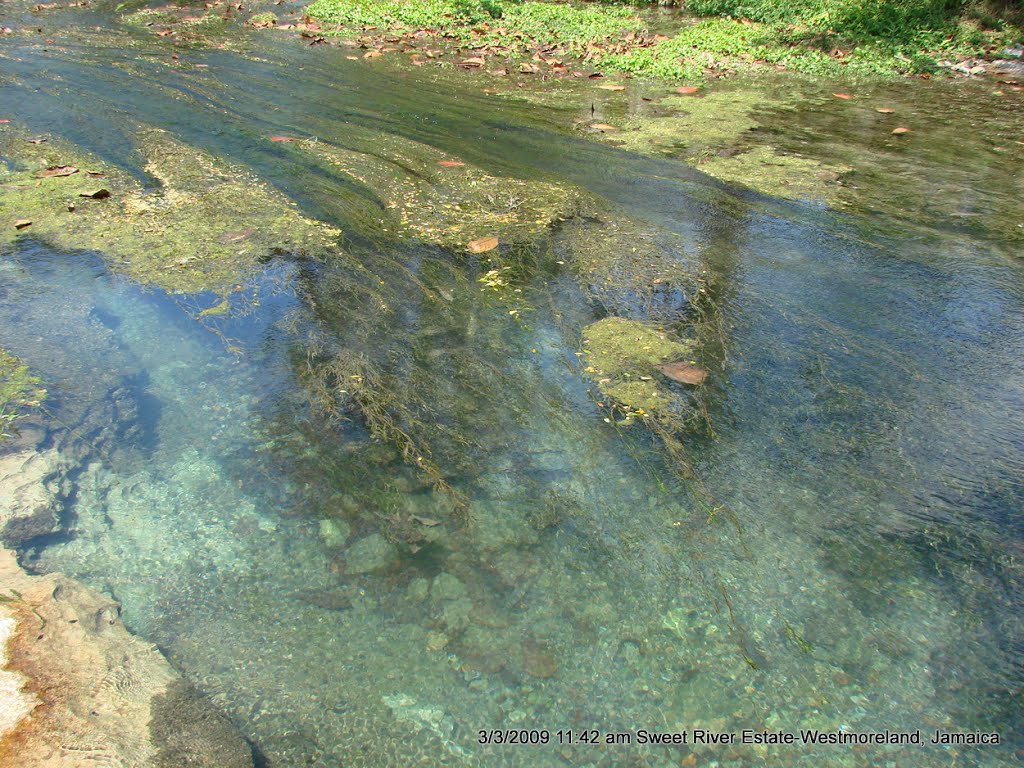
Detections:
[697, 145, 849, 201]
[1, 127, 339, 294]
[559, 215, 703, 320]
[247, 12, 278, 27]
[120, 3, 234, 41]
[305, 133, 583, 251]
[580, 317, 696, 419]
[600, 87, 850, 203]
[0, 348, 46, 439]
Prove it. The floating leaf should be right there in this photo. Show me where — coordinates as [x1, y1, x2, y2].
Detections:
[876, 107, 895, 113]
[656, 362, 708, 385]
[437, 160, 465, 167]
[14, 219, 32, 230]
[597, 84, 625, 91]
[675, 86, 700, 95]
[38, 165, 78, 178]
[467, 236, 499, 253]
[79, 188, 110, 199]
[891, 127, 910, 135]
[832, 92, 852, 99]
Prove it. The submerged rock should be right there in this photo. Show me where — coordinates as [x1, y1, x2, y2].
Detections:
[559, 216, 702, 322]
[319, 518, 351, 549]
[343, 533, 398, 574]
[0, 128, 338, 295]
[0, 448, 64, 547]
[0, 548, 253, 767]
[521, 637, 559, 679]
[580, 316, 697, 418]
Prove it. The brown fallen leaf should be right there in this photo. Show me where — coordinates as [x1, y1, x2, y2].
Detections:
[14, 219, 32, 230]
[519, 62, 540, 74]
[219, 228, 255, 244]
[86, 170, 106, 177]
[891, 127, 910, 135]
[363, 50, 383, 59]
[467, 236, 499, 254]
[522, 638, 558, 678]
[588, 72, 604, 79]
[437, 160, 465, 167]
[656, 362, 709, 385]
[459, 56, 485, 68]
[597, 84, 625, 91]
[876, 107, 895, 113]
[270, 135, 302, 142]
[79, 189, 110, 199]
[38, 165, 78, 178]
[590, 123, 618, 132]
[832, 92, 852, 99]
[675, 86, 700, 95]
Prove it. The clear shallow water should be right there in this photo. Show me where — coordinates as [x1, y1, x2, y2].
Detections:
[2, 9, 1024, 767]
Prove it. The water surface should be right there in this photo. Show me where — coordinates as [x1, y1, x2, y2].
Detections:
[2, 8, 1022, 767]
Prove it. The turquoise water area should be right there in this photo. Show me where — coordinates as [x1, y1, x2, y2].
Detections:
[2, 8, 1023, 767]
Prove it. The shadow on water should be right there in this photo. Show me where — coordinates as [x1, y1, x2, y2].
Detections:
[3, 8, 1024, 767]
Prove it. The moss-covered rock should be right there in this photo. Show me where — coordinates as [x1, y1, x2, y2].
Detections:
[307, 134, 582, 251]
[580, 317, 696, 419]
[1, 128, 338, 294]
[596, 88, 849, 203]
[559, 216, 702, 321]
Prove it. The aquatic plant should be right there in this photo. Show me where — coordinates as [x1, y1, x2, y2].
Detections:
[0, 128, 338, 294]
[0, 349, 46, 440]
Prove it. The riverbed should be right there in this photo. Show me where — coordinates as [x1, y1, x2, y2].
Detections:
[1, 3, 1022, 766]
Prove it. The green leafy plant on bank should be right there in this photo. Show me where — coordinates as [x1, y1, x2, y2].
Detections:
[304, 0, 1022, 78]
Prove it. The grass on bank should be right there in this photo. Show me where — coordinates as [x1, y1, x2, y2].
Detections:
[304, 0, 1023, 78]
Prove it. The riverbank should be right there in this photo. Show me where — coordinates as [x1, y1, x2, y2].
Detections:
[291, 0, 1023, 80]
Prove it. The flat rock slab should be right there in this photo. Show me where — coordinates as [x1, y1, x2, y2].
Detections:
[0, 448, 64, 547]
[0, 547, 254, 767]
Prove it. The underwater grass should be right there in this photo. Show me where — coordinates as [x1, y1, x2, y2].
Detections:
[0, 349, 46, 440]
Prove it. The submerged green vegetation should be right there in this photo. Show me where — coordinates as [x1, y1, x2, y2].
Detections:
[580, 316, 696, 421]
[0, 350, 46, 440]
[1, 128, 338, 294]
[303, 0, 1022, 79]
